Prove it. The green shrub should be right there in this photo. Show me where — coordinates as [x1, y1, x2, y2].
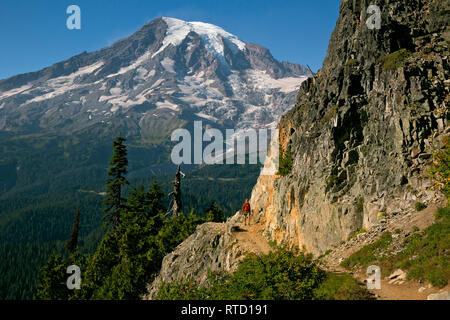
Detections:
[205, 202, 225, 222]
[313, 273, 373, 300]
[268, 240, 277, 248]
[345, 59, 356, 67]
[426, 269, 448, 288]
[414, 202, 427, 211]
[278, 145, 293, 176]
[158, 246, 327, 300]
[326, 175, 338, 191]
[376, 49, 412, 70]
[222, 247, 325, 300]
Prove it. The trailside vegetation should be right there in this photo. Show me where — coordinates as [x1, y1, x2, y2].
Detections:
[156, 246, 373, 300]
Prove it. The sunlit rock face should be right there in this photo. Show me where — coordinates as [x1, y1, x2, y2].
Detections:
[250, 0, 449, 255]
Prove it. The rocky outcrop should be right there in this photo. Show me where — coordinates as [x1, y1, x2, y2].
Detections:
[144, 213, 265, 299]
[251, 0, 449, 255]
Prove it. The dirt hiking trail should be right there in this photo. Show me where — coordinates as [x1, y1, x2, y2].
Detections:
[230, 212, 449, 300]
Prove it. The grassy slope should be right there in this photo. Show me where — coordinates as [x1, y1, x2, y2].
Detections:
[341, 205, 450, 288]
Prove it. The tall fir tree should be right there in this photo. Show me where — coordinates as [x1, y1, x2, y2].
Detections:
[103, 135, 129, 228]
[147, 180, 166, 216]
[64, 209, 80, 254]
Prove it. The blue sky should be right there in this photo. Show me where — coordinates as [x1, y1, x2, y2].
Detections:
[0, 0, 340, 80]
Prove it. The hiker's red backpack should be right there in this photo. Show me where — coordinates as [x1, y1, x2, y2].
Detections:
[242, 202, 250, 213]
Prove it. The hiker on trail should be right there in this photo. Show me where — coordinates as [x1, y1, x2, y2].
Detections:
[242, 198, 251, 226]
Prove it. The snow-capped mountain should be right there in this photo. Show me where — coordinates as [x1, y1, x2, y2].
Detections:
[0, 17, 310, 136]
[0, 17, 310, 193]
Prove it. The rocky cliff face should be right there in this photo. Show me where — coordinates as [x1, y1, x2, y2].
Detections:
[251, 0, 449, 255]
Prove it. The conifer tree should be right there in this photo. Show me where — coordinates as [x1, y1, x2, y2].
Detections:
[103, 135, 129, 228]
[126, 185, 146, 214]
[147, 180, 165, 215]
[64, 209, 80, 254]
[205, 202, 225, 222]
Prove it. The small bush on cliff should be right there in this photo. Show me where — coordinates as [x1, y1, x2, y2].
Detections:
[414, 202, 427, 211]
[320, 105, 338, 125]
[377, 49, 412, 71]
[278, 145, 293, 176]
[224, 247, 325, 299]
[326, 175, 338, 191]
[344, 59, 356, 67]
[76, 210, 204, 300]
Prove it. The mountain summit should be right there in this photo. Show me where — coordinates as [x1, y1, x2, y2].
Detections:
[0, 17, 310, 194]
[0, 17, 310, 135]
